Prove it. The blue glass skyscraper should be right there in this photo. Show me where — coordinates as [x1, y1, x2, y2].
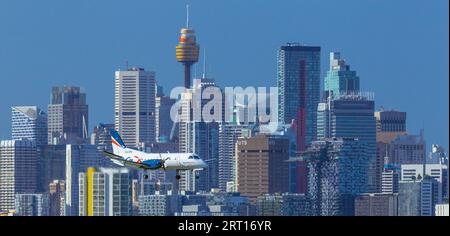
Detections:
[305, 138, 369, 216]
[11, 106, 48, 146]
[324, 52, 360, 97]
[277, 43, 320, 194]
[317, 94, 377, 192]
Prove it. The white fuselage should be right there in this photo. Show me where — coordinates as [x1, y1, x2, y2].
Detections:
[114, 147, 207, 170]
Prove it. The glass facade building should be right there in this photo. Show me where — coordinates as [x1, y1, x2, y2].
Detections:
[11, 106, 48, 146]
[47, 86, 88, 144]
[79, 167, 132, 216]
[277, 43, 320, 194]
[305, 138, 369, 216]
[324, 52, 360, 97]
[317, 94, 377, 192]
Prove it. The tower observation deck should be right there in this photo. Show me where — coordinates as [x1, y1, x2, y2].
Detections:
[176, 5, 200, 88]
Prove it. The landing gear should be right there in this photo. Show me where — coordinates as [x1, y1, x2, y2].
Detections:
[175, 169, 181, 180]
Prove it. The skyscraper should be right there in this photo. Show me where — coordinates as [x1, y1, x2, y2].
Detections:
[90, 123, 114, 148]
[277, 43, 321, 151]
[177, 78, 220, 192]
[11, 106, 48, 146]
[176, 5, 200, 88]
[324, 52, 360, 97]
[156, 90, 177, 142]
[115, 67, 156, 148]
[375, 110, 407, 192]
[388, 132, 426, 165]
[381, 164, 401, 194]
[316, 94, 377, 192]
[375, 109, 407, 132]
[218, 123, 248, 192]
[49, 180, 65, 216]
[0, 139, 38, 211]
[236, 134, 289, 202]
[305, 138, 369, 216]
[47, 86, 89, 144]
[277, 43, 321, 194]
[64, 144, 108, 216]
[79, 167, 132, 216]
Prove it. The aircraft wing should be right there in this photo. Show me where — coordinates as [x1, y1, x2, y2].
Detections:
[102, 150, 150, 170]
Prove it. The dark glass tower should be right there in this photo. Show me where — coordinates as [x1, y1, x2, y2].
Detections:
[277, 43, 321, 194]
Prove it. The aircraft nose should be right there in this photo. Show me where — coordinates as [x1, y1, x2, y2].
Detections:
[201, 160, 208, 168]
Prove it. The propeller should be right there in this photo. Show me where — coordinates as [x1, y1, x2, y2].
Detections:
[155, 145, 167, 171]
[160, 158, 169, 171]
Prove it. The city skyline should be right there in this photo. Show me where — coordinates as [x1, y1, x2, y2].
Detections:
[0, 1, 448, 151]
[0, 1, 449, 218]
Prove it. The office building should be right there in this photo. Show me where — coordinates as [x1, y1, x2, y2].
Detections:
[65, 144, 110, 216]
[305, 138, 369, 216]
[0, 139, 38, 212]
[138, 193, 180, 216]
[47, 86, 88, 144]
[14, 193, 49, 216]
[11, 106, 48, 146]
[256, 193, 311, 216]
[90, 123, 114, 147]
[49, 180, 65, 216]
[324, 52, 360, 97]
[38, 144, 67, 193]
[354, 193, 398, 216]
[115, 67, 156, 147]
[375, 109, 407, 132]
[401, 163, 447, 203]
[156, 90, 177, 142]
[316, 94, 377, 192]
[398, 178, 440, 216]
[277, 44, 320, 196]
[218, 123, 247, 192]
[79, 167, 132, 216]
[381, 164, 401, 194]
[177, 78, 220, 192]
[388, 132, 426, 165]
[435, 204, 449, 216]
[236, 134, 289, 202]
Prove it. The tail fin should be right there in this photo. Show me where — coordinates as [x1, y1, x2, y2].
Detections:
[111, 129, 126, 154]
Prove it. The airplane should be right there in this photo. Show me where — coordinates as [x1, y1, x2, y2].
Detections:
[102, 129, 208, 180]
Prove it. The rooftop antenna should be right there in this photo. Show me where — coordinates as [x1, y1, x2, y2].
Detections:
[202, 49, 207, 79]
[186, 4, 190, 28]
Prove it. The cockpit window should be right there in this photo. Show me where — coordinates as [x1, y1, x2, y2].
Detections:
[189, 155, 200, 159]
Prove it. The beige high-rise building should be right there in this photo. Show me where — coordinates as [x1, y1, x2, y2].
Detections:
[235, 134, 289, 202]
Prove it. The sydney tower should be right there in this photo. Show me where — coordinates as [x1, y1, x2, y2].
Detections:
[176, 5, 200, 88]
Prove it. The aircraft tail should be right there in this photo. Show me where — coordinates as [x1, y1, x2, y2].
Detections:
[110, 129, 126, 155]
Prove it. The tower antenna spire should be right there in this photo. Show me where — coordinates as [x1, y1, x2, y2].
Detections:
[186, 4, 189, 28]
[202, 49, 207, 79]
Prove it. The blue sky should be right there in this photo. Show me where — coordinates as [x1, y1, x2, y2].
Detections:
[0, 0, 448, 150]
